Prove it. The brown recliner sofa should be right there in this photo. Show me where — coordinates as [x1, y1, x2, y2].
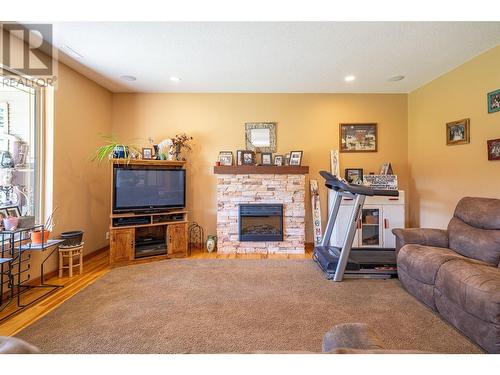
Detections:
[393, 197, 500, 354]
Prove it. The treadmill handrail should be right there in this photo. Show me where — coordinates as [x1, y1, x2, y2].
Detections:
[319, 170, 399, 197]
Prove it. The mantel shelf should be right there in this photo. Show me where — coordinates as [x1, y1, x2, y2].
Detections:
[213, 165, 309, 175]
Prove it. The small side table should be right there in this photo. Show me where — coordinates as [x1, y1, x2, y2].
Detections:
[58, 243, 84, 278]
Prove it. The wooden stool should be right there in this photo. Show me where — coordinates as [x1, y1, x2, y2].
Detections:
[58, 243, 84, 278]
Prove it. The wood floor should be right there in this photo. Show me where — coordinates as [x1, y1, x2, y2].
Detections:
[0, 246, 313, 336]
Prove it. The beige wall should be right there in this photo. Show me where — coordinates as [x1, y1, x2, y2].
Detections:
[112, 93, 408, 242]
[408, 45, 500, 228]
[52, 63, 112, 255]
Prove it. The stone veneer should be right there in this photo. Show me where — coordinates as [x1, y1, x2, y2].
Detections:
[216, 174, 305, 254]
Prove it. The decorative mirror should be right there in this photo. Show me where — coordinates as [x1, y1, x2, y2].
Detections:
[245, 122, 277, 153]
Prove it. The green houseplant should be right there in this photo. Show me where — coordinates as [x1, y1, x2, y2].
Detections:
[92, 135, 140, 163]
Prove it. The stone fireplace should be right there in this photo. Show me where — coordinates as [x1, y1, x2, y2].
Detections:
[214, 166, 308, 254]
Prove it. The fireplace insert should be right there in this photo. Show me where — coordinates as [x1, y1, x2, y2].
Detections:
[239, 204, 283, 242]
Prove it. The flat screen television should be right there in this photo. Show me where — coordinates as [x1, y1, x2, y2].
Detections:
[113, 166, 186, 213]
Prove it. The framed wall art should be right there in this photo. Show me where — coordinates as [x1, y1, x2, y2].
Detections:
[446, 118, 470, 145]
[487, 89, 500, 113]
[487, 138, 500, 161]
[339, 123, 377, 152]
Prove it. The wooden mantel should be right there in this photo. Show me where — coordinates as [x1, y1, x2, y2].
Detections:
[213, 165, 309, 175]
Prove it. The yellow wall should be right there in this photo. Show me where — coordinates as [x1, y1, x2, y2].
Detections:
[53, 63, 112, 255]
[408, 45, 500, 228]
[112, 93, 408, 242]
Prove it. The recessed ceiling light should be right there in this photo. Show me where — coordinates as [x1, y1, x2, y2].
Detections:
[120, 75, 137, 82]
[388, 75, 405, 82]
[170, 76, 182, 82]
[344, 75, 356, 82]
[61, 44, 83, 59]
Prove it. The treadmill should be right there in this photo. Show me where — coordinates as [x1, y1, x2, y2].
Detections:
[313, 171, 399, 281]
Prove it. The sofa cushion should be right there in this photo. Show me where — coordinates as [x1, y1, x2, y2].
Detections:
[397, 244, 465, 285]
[435, 259, 500, 325]
[454, 197, 500, 230]
[448, 217, 500, 266]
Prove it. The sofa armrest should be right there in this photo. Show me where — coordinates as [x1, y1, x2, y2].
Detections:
[392, 228, 449, 253]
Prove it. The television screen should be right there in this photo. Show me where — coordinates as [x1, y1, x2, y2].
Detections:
[113, 167, 186, 212]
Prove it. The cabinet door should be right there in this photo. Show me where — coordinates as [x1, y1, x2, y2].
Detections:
[167, 223, 188, 257]
[360, 205, 383, 247]
[382, 205, 405, 249]
[110, 228, 134, 263]
[331, 204, 360, 248]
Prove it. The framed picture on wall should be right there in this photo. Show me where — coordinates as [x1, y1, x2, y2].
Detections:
[446, 118, 470, 145]
[487, 89, 500, 113]
[487, 138, 500, 160]
[339, 123, 378, 152]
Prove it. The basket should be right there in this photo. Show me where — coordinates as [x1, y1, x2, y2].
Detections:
[60, 230, 84, 246]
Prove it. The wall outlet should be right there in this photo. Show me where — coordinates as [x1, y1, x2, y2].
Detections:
[105, 231, 110, 240]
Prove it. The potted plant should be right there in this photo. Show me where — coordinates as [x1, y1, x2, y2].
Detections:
[171, 133, 193, 161]
[92, 135, 140, 163]
[32, 208, 57, 244]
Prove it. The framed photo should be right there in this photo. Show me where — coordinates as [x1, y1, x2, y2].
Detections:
[345, 168, 364, 185]
[487, 89, 500, 113]
[273, 154, 283, 166]
[289, 151, 303, 166]
[446, 118, 470, 145]
[236, 150, 245, 166]
[339, 123, 377, 153]
[0, 208, 8, 220]
[261, 152, 272, 165]
[4, 206, 20, 217]
[242, 150, 255, 165]
[285, 154, 290, 166]
[487, 138, 500, 161]
[218, 151, 234, 166]
[142, 148, 153, 159]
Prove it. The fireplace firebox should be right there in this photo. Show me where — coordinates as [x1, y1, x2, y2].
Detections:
[239, 204, 284, 242]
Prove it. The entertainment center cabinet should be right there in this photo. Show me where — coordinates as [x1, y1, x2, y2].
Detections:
[109, 159, 188, 266]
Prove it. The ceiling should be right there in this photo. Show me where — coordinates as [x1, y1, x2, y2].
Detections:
[49, 22, 500, 93]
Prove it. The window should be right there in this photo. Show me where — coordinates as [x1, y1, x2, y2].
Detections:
[0, 77, 42, 222]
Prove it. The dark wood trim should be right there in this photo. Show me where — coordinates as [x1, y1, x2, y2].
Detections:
[213, 165, 309, 175]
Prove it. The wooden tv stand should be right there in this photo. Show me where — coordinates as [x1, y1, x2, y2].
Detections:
[109, 159, 188, 266]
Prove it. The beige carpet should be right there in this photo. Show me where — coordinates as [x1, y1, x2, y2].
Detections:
[17, 259, 482, 353]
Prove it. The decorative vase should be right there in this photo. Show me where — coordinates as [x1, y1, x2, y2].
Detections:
[206, 235, 217, 253]
[174, 144, 182, 161]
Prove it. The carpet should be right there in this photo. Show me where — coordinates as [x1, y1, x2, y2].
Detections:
[16, 259, 482, 353]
